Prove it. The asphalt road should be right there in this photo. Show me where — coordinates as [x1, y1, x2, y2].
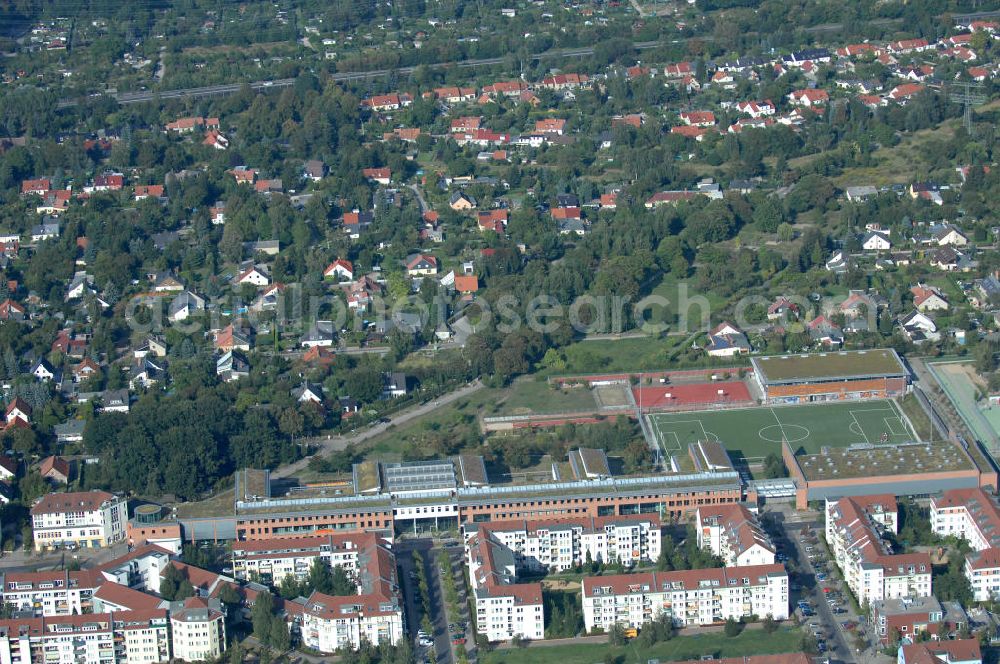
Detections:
[397, 539, 453, 664]
[271, 379, 484, 480]
[772, 513, 856, 664]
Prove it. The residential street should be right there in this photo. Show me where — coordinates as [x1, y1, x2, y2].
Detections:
[769, 508, 867, 664]
[396, 539, 453, 664]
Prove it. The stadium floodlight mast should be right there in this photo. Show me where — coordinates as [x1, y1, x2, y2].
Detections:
[949, 81, 987, 134]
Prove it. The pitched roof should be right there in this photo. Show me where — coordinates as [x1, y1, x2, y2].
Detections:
[39, 456, 70, 479]
[31, 490, 117, 515]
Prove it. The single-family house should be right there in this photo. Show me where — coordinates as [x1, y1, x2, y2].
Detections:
[99, 389, 130, 413]
[449, 192, 477, 211]
[168, 291, 206, 322]
[303, 160, 326, 181]
[911, 285, 950, 312]
[324, 259, 354, 281]
[216, 350, 250, 382]
[362, 167, 391, 185]
[300, 321, 336, 348]
[39, 456, 70, 484]
[291, 382, 325, 404]
[215, 325, 252, 353]
[235, 265, 271, 288]
[405, 254, 438, 276]
[787, 88, 829, 106]
[382, 372, 408, 398]
[900, 310, 941, 344]
[6, 397, 31, 428]
[53, 420, 86, 445]
[705, 322, 750, 357]
[862, 231, 892, 251]
[0, 299, 26, 321]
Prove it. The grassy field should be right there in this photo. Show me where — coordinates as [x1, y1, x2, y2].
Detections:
[501, 379, 598, 415]
[648, 399, 915, 460]
[363, 387, 506, 459]
[480, 627, 802, 664]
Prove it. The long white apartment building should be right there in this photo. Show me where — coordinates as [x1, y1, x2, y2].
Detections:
[231, 532, 373, 584]
[825, 495, 931, 606]
[298, 538, 403, 652]
[930, 487, 1000, 602]
[581, 564, 789, 632]
[31, 491, 128, 552]
[462, 515, 661, 642]
[696, 504, 775, 567]
[467, 515, 662, 572]
[0, 610, 171, 664]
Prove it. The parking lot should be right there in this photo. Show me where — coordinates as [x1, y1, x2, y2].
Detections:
[764, 508, 873, 664]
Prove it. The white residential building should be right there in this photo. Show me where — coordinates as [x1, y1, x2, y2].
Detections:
[31, 491, 128, 552]
[466, 534, 544, 642]
[581, 564, 789, 632]
[301, 589, 404, 653]
[0, 570, 103, 617]
[231, 533, 373, 585]
[825, 495, 931, 606]
[468, 515, 662, 572]
[297, 538, 404, 653]
[696, 504, 776, 567]
[0, 611, 171, 664]
[929, 487, 1000, 552]
[169, 597, 227, 662]
[463, 515, 660, 642]
[930, 488, 1000, 602]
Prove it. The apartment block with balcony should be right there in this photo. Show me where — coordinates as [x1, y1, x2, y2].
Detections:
[0, 610, 170, 664]
[231, 532, 373, 585]
[462, 515, 660, 642]
[169, 597, 226, 662]
[466, 534, 544, 642]
[466, 515, 661, 573]
[696, 504, 775, 567]
[581, 564, 788, 632]
[0, 570, 104, 617]
[30, 491, 128, 552]
[930, 487, 1000, 551]
[297, 539, 403, 653]
[825, 495, 931, 606]
[929, 488, 1000, 602]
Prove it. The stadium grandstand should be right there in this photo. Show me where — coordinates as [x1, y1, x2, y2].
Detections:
[751, 349, 909, 404]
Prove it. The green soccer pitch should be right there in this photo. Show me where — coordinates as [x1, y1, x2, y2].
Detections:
[648, 399, 917, 461]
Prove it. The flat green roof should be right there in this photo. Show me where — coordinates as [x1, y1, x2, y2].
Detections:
[752, 350, 907, 384]
[796, 440, 973, 481]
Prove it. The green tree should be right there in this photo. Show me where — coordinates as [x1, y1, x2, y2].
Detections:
[159, 564, 184, 600]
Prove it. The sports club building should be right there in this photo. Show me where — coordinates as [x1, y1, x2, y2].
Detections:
[751, 349, 909, 404]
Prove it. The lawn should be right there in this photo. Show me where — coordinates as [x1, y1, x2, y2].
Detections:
[363, 387, 506, 459]
[480, 626, 802, 664]
[648, 399, 915, 461]
[500, 378, 599, 415]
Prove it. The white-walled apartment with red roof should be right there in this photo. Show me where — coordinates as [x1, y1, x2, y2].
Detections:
[825, 495, 931, 606]
[930, 487, 1000, 601]
[581, 564, 788, 631]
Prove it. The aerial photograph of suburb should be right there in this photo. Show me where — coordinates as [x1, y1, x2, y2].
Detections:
[1, 0, 1000, 662]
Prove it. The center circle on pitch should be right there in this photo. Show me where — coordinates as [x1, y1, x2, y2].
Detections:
[758, 424, 809, 443]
